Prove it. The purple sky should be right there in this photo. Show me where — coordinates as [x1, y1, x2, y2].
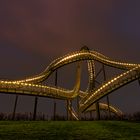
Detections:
[0, 0, 140, 117]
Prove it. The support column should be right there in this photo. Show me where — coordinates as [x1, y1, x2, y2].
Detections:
[138, 79, 140, 86]
[53, 101, 56, 120]
[106, 95, 111, 118]
[90, 111, 93, 120]
[53, 70, 57, 120]
[66, 100, 69, 120]
[70, 100, 72, 120]
[12, 94, 18, 120]
[102, 64, 111, 119]
[95, 67, 102, 120]
[96, 102, 100, 120]
[77, 96, 80, 120]
[67, 100, 72, 120]
[67, 100, 70, 120]
[33, 96, 38, 120]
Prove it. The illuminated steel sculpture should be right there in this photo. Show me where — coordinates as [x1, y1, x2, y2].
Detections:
[0, 47, 140, 120]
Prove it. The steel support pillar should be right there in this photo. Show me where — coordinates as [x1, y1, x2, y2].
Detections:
[66, 100, 69, 120]
[77, 96, 80, 120]
[138, 79, 140, 86]
[12, 94, 18, 120]
[33, 96, 38, 120]
[53, 70, 58, 120]
[102, 64, 111, 119]
[67, 100, 72, 120]
[53, 101, 56, 120]
[90, 111, 93, 120]
[96, 102, 100, 120]
[95, 67, 102, 120]
[67, 100, 70, 120]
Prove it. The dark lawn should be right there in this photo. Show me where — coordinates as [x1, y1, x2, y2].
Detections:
[0, 121, 139, 140]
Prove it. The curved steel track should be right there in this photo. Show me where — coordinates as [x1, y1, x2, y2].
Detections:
[0, 48, 140, 119]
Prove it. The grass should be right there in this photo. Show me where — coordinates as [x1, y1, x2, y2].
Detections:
[0, 121, 139, 140]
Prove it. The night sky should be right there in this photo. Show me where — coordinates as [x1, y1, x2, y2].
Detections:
[0, 0, 140, 117]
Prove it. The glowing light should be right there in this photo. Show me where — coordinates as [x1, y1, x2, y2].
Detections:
[0, 49, 140, 119]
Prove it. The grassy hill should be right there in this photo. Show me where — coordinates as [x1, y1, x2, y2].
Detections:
[0, 121, 139, 140]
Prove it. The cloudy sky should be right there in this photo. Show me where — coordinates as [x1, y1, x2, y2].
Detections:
[0, 0, 140, 117]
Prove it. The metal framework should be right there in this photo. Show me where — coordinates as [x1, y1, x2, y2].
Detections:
[0, 47, 140, 120]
